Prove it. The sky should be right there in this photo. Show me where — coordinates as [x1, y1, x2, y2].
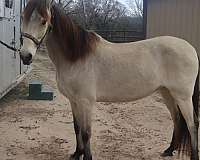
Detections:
[117, 0, 133, 14]
[117, 0, 134, 12]
[118, 0, 127, 4]
[118, 0, 129, 7]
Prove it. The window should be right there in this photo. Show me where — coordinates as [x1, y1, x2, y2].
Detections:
[4, 0, 14, 19]
[5, 0, 13, 8]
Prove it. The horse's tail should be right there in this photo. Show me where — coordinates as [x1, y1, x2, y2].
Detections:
[176, 60, 199, 157]
[192, 66, 199, 122]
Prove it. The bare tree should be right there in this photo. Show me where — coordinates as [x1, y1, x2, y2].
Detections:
[72, 0, 127, 29]
[57, 0, 76, 14]
[100, 0, 127, 27]
[57, 0, 129, 30]
[128, 0, 143, 17]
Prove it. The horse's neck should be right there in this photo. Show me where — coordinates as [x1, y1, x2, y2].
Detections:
[46, 32, 67, 69]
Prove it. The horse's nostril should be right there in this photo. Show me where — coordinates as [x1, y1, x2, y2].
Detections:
[27, 53, 32, 61]
[20, 52, 33, 65]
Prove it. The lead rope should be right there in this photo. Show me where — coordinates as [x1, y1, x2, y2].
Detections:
[0, 26, 51, 53]
[0, 39, 20, 52]
[0, 23, 52, 53]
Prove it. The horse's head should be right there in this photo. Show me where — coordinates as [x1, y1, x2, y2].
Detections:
[20, 0, 53, 65]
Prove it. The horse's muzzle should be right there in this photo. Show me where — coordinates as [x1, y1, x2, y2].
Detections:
[19, 52, 32, 65]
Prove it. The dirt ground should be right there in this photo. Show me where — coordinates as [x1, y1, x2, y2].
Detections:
[0, 48, 188, 160]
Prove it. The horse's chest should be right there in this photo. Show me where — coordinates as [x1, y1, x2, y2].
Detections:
[56, 71, 75, 99]
[55, 69, 95, 102]
[56, 77, 66, 95]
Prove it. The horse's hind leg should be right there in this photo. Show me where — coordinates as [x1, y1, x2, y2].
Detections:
[175, 97, 199, 160]
[160, 84, 199, 159]
[160, 88, 179, 157]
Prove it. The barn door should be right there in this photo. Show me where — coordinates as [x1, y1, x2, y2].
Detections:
[13, 0, 28, 76]
[0, 0, 17, 93]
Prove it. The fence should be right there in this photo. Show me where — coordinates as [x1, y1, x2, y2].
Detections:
[95, 30, 145, 43]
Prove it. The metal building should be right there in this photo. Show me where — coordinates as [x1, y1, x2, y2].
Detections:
[0, 0, 30, 98]
[144, 0, 200, 54]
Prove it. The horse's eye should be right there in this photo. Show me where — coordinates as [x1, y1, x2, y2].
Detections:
[41, 19, 47, 25]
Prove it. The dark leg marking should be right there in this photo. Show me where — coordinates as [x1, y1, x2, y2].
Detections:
[161, 130, 176, 157]
[82, 128, 92, 160]
[70, 116, 84, 160]
[191, 116, 199, 160]
[160, 88, 178, 157]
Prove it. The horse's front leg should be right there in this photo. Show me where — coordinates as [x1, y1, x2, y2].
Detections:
[70, 99, 93, 160]
[70, 101, 84, 160]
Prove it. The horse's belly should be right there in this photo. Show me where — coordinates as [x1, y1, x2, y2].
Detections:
[96, 80, 160, 102]
[95, 46, 163, 102]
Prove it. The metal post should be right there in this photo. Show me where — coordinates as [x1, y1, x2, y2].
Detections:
[143, 0, 147, 39]
[81, 0, 87, 28]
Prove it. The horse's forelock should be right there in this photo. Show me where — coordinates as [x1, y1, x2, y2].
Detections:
[23, 0, 50, 24]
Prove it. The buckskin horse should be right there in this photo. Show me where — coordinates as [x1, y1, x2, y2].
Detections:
[20, 0, 199, 159]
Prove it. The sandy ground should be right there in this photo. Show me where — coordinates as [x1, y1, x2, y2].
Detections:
[0, 48, 187, 160]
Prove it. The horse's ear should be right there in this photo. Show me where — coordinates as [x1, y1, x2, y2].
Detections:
[45, 0, 54, 9]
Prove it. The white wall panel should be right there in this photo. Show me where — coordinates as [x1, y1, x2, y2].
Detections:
[0, 0, 29, 98]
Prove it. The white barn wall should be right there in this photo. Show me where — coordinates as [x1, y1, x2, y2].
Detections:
[0, 0, 29, 98]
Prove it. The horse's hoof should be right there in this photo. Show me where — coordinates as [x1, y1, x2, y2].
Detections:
[83, 156, 92, 160]
[69, 154, 80, 160]
[161, 151, 174, 157]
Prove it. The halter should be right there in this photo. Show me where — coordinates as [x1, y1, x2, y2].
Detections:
[21, 26, 51, 49]
[0, 3, 53, 53]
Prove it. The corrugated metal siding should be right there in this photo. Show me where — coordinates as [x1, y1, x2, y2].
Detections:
[147, 0, 200, 54]
[0, 16, 16, 93]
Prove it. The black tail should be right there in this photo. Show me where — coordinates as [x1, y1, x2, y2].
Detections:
[175, 67, 199, 157]
[193, 71, 199, 120]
